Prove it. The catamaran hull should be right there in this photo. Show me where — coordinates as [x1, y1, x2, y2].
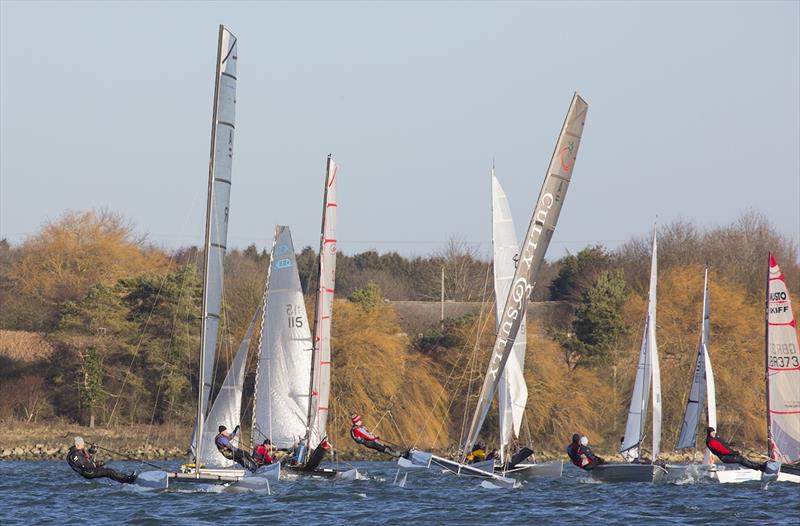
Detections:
[168, 462, 280, 486]
[588, 463, 665, 483]
[400, 449, 516, 487]
[715, 466, 800, 484]
[284, 465, 358, 480]
[502, 460, 563, 480]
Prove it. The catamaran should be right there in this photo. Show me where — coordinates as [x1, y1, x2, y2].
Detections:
[665, 267, 718, 481]
[251, 158, 355, 480]
[589, 229, 666, 483]
[400, 93, 588, 486]
[715, 253, 800, 484]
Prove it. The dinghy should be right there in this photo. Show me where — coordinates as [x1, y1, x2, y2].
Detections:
[590, 229, 666, 483]
[402, 93, 588, 484]
[715, 254, 800, 484]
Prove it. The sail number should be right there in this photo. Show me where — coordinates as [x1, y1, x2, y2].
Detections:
[769, 343, 799, 368]
[287, 304, 304, 328]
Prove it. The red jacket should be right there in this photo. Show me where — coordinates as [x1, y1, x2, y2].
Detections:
[706, 436, 735, 457]
[351, 425, 378, 444]
[253, 444, 273, 464]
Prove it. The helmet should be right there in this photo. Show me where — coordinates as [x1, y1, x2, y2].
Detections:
[579, 436, 589, 446]
[74, 436, 85, 448]
[351, 414, 362, 424]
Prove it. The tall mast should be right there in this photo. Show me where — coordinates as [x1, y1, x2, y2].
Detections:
[765, 252, 773, 460]
[195, 25, 237, 466]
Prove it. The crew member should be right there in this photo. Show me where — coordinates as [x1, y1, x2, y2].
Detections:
[215, 424, 258, 471]
[350, 414, 401, 457]
[566, 434, 605, 470]
[66, 436, 136, 484]
[252, 439, 274, 466]
[465, 443, 487, 463]
[705, 427, 765, 471]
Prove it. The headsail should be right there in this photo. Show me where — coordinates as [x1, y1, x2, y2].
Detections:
[676, 268, 717, 463]
[306, 156, 338, 449]
[197, 311, 258, 467]
[252, 226, 314, 449]
[491, 170, 528, 465]
[195, 25, 238, 459]
[462, 93, 588, 457]
[766, 253, 800, 463]
[621, 229, 660, 460]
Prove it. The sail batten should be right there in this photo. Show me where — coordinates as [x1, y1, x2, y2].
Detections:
[195, 25, 238, 459]
[463, 93, 588, 457]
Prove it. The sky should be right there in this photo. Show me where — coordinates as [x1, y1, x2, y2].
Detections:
[1, 1, 798, 260]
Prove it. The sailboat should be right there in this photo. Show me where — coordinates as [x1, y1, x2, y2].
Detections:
[589, 228, 666, 483]
[489, 170, 562, 479]
[715, 253, 800, 484]
[665, 267, 718, 480]
[251, 157, 353, 479]
[400, 93, 588, 486]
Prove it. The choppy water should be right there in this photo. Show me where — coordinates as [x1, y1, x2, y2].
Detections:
[0, 459, 796, 525]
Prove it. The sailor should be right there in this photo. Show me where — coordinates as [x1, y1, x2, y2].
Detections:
[705, 427, 766, 471]
[566, 434, 605, 470]
[66, 436, 136, 484]
[465, 443, 487, 463]
[349, 414, 402, 457]
[252, 439, 274, 466]
[215, 424, 258, 471]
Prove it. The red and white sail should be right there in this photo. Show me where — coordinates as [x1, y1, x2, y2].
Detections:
[766, 253, 800, 463]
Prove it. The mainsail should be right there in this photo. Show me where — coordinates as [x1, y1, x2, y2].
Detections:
[195, 25, 238, 459]
[462, 93, 588, 457]
[620, 229, 661, 460]
[252, 226, 314, 449]
[676, 268, 717, 463]
[197, 312, 258, 467]
[491, 170, 528, 465]
[306, 156, 338, 449]
[766, 253, 800, 463]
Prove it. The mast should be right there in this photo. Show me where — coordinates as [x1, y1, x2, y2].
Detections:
[462, 93, 588, 458]
[196, 25, 238, 465]
[305, 155, 338, 450]
[765, 253, 772, 460]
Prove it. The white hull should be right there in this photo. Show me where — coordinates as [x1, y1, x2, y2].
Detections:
[715, 467, 800, 484]
[589, 463, 666, 483]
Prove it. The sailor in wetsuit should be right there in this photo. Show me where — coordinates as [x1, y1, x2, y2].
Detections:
[349, 414, 401, 457]
[705, 427, 766, 471]
[66, 436, 136, 484]
[214, 425, 258, 471]
[566, 434, 605, 470]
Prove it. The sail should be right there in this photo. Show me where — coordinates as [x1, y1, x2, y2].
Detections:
[196, 311, 257, 467]
[195, 25, 238, 457]
[306, 157, 338, 449]
[621, 230, 658, 459]
[252, 226, 314, 449]
[491, 170, 528, 465]
[463, 93, 588, 456]
[703, 343, 717, 464]
[766, 253, 800, 463]
[676, 268, 714, 452]
[650, 231, 661, 459]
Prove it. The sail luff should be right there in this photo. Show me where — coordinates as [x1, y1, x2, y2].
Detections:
[703, 343, 716, 464]
[462, 93, 588, 457]
[650, 229, 661, 458]
[492, 170, 528, 466]
[195, 25, 237, 461]
[306, 156, 338, 450]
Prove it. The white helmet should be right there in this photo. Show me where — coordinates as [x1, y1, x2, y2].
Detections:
[579, 436, 589, 446]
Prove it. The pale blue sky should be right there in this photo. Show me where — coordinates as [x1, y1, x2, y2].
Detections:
[1, 0, 798, 258]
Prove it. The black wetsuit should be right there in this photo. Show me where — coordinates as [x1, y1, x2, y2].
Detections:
[214, 431, 258, 472]
[706, 435, 765, 471]
[66, 446, 136, 484]
[350, 425, 401, 457]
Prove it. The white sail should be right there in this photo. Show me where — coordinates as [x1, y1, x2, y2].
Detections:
[306, 157, 338, 449]
[621, 230, 659, 460]
[197, 312, 257, 467]
[252, 226, 314, 449]
[463, 93, 588, 457]
[195, 25, 238, 458]
[766, 254, 800, 463]
[491, 170, 528, 465]
[676, 268, 717, 460]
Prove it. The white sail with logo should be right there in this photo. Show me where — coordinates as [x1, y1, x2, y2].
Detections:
[306, 156, 338, 449]
[676, 268, 717, 463]
[620, 229, 661, 461]
[492, 170, 528, 465]
[252, 226, 314, 449]
[766, 254, 800, 463]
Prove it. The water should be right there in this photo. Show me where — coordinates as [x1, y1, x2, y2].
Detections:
[0, 460, 796, 525]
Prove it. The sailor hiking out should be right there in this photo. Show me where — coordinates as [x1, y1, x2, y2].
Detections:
[349, 414, 402, 457]
[66, 436, 136, 484]
[705, 427, 766, 471]
[215, 424, 258, 471]
[566, 434, 605, 470]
